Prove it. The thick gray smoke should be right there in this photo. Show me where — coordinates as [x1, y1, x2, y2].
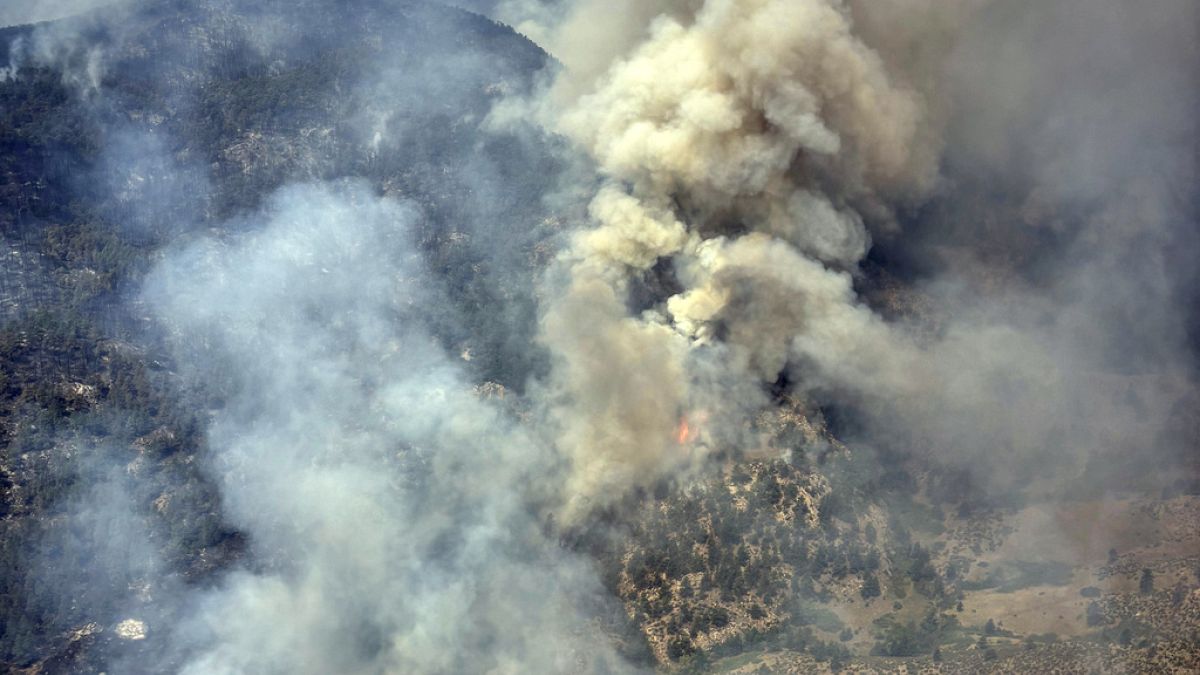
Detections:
[864, 0, 1200, 495]
[6, 0, 1196, 671]
[499, 0, 1199, 506]
[499, 0, 942, 520]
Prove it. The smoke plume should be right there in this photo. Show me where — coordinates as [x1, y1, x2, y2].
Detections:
[5, 0, 1196, 670]
[520, 0, 942, 514]
[139, 183, 631, 673]
[515, 0, 1198, 508]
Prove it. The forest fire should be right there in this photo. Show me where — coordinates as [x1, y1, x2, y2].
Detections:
[676, 418, 692, 445]
[676, 414, 705, 445]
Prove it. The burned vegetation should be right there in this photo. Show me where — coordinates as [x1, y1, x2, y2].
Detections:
[1, 0, 1198, 674]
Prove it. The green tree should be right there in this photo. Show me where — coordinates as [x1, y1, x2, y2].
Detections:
[1139, 568, 1154, 595]
[1172, 583, 1187, 606]
[861, 573, 881, 600]
[874, 622, 930, 657]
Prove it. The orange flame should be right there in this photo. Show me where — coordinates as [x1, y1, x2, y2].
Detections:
[676, 417, 692, 445]
[675, 411, 710, 446]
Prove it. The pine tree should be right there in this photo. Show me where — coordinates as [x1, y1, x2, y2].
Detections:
[861, 573, 882, 600]
[1139, 568, 1154, 595]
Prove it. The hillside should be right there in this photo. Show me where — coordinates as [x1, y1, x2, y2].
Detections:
[0, 1, 562, 670]
[1, 1, 1197, 673]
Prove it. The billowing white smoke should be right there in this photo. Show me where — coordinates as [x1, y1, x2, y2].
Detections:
[143, 183, 632, 674]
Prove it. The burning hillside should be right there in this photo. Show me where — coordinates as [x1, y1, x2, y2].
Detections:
[0, 0, 1196, 673]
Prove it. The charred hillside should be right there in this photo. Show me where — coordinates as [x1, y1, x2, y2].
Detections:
[1, 1, 1198, 674]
